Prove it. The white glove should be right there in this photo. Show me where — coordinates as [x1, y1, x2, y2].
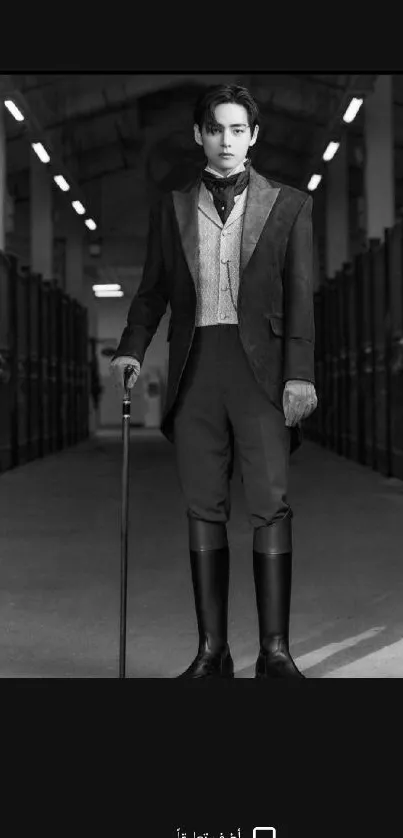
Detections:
[283, 379, 318, 427]
[109, 356, 141, 390]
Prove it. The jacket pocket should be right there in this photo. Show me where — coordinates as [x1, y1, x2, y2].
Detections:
[267, 314, 284, 336]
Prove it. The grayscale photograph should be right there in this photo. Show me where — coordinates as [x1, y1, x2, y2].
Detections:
[0, 72, 402, 680]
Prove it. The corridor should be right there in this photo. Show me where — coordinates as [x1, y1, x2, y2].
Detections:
[1, 431, 402, 678]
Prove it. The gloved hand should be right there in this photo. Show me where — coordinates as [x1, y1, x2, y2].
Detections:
[109, 356, 141, 391]
[283, 379, 318, 427]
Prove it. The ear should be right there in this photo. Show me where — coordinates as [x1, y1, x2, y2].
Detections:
[249, 125, 259, 147]
[194, 123, 204, 146]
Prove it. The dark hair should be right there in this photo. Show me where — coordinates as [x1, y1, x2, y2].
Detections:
[193, 84, 260, 133]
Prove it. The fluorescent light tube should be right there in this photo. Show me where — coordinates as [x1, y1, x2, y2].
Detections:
[323, 141, 340, 161]
[307, 174, 322, 191]
[343, 98, 363, 123]
[92, 284, 121, 291]
[94, 290, 124, 297]
[54, 174, 70, 192]
[72, 200, 85, 215]
[32, 142, 50, 163]
[4, 99, 24, 121]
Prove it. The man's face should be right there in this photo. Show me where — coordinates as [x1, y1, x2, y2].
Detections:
[194, 102, 259, 175]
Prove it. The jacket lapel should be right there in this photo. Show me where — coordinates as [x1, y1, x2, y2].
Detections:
[172, 181, 200, 288]
[240, 167, 280, 275]
[198, 182, 223, 228]
[225, 188, 248, 228]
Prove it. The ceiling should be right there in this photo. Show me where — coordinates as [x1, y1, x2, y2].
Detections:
[2, 72, 379, 294]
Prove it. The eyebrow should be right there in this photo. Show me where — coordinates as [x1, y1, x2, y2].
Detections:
[210, 122, 248, 128]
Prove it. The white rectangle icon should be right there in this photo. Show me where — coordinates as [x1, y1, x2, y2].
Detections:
[253, 829, 276, 838]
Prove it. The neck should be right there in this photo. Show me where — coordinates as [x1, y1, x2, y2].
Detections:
[205, 159, 247, 178]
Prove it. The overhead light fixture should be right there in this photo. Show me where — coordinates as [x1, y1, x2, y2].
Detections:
[32, 142, 50, 163]
[85, 218, 97, 231]
[4, 99, 24, 121]
[343, 98, 363, 124]
[307, 174, 322, 191]
[322, 141, 340, 162]
[54, 174, 70, 192]
[94, 290, 124, 298]
[72, 200, 86, 215]
[92, 284, 121, 292]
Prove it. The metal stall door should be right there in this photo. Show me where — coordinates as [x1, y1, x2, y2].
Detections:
[340, 266, 350, 459]
[323, 280, 333, 449]
[347, 257, 359, 463]
[372, 239, 389, 475]
[76, 305, 84, 441]
[0, 253, 13, 472]
[334, 272, 343, 456]
[330, 280, 339, 452]
[336, 268, 348, 458]
[386, 222, 403, 479]
[55, 287, 68, 451]
[48, 280, 59, 453]
[76, 304, 89, 442]
[27, 272, 41, 461]
[66, 295, 75, 446]
[83, 308, 89, 439]
[360, 245, 376, 468]
[39, 280, 51, 457]
[71, 299, 80, 445]
[16, 265, 30, 466]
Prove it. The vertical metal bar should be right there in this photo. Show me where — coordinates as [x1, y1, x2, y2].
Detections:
[369, 239, 378, 471]
[349, 259, 358, 462]
[324, 281, 332, 449]
[119, 366, 135, 679]
[342, 265, 351, 460]
[384, 228, 392, 477]
[356, 253, 365, 465]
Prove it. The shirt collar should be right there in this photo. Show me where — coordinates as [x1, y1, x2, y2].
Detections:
[204, 159, 247, 179]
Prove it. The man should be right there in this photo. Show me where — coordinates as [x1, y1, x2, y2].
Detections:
[110, 84, 317, 679]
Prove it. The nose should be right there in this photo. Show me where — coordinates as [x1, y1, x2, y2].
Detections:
[221, 129, 232, 148]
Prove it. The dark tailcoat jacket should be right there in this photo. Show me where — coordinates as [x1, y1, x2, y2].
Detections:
[112, 166, 315, 453]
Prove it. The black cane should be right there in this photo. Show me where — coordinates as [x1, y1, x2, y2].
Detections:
[119, 364, 136, 679]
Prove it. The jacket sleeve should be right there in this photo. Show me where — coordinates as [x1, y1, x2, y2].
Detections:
[282, 194, 315, 384]
[111, 196, 169, 365]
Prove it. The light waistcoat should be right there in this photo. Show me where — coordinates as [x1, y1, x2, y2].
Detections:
[195, 181, 248, 327]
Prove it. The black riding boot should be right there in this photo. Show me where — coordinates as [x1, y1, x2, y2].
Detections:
[253, 509, 305, 679]
[177, 519, 234, 679]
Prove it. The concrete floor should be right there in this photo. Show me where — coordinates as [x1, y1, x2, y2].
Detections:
[1, 427, 403, 678]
